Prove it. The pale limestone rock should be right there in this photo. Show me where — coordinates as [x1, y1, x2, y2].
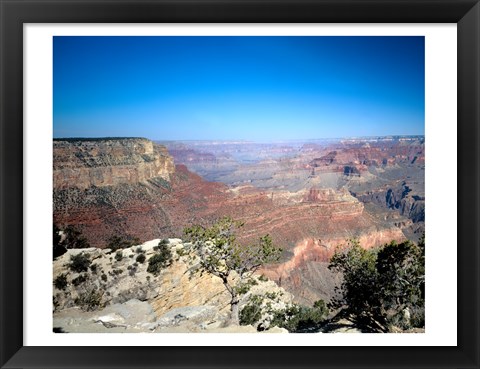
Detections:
[150, 258, 230, 317]
[156, 305, 218, 328]
[53, 240, 294, 333]
[140, 239, 161, 251]
[53, 300, 157, 333]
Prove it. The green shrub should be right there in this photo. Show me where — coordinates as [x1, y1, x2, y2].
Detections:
[264, 291, 278, 300]
[74, 288, 103, 311]
[176, 248, 187, 256]
[235, 278, 259, 295]
[53, 225, 90, 258]
[63, 225, 90, 249]
[258, 274, 269, 282]
[68, 253, 91, 273]
[328, 239, 425, 332]
[107, 235, 141, 252]
[240, 295, 263, 325]
[147, 242, 172, 276]
[72, 274, 88, 286]
[101, 274, 108, 282]
[136, 253, 146, 264]
[153, 239, 169, 252]
[240, 297, 329, 332]
[53, 224, 67, 260]
[107, 236, 126, 251]
[136, 246, 144, 254]
[409, 306, 425, 328]
[115, 250, 123, 262]
[54, 273, 68, 290]
[53, 224, 62, 247]
[159, 238, 169, 246]
[270, 302, 328, 332]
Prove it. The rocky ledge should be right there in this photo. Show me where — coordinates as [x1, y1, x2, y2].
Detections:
[53, 238, 292, 333]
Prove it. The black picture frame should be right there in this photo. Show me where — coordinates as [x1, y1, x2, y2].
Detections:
[1, 1, 479, 368]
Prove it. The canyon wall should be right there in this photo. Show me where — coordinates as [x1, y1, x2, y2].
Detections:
[53, 139, 229, 247]
[354, 181, 425, 224]
[54, 138, 175, 189]
[259, 223, 405, 305]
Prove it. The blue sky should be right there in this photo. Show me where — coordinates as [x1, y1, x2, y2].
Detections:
[53, 36, 424, 141]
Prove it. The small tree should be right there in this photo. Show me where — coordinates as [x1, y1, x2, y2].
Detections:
[107, 235, 141, 252]
[375, 239, 425, 329]
[184, 217, 282, 325]
[53, 224, 67, 259]
[328, 239, 380, 328]
[63, 225, 90, 249]
[328, 238, 425, 332]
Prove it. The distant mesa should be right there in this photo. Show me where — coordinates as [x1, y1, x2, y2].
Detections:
[53, 137, 174, 189]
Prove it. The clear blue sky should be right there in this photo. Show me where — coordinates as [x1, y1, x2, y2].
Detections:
[53, 36, 424, 141]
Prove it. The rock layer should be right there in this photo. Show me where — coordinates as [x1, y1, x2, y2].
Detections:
[53, 138, 174, 189]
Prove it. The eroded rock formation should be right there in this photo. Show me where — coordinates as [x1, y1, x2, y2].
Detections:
[54, 138, 174, 189]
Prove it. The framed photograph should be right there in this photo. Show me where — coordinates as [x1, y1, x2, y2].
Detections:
[1, 1, 479, 368]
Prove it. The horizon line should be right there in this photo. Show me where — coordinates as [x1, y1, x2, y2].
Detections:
[53, 134, 425, 142]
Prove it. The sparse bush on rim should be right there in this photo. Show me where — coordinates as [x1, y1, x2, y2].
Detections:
[54, 273, 68, 290]
[107, 235, 141, 252]
[159, 238, 169, 246]
[147, 241, 172, 276]
[115, 250, 123, 262]
[90, 263, 99, 274]
[68, 253, 91, 273]
[136, 253, 146, 264]
[74, 287, 103, 311]
[72, 274, 88, 286]
[258, 274, 269, 282]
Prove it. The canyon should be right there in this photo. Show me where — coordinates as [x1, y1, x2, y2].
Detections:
[53, 136, 425, 305]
